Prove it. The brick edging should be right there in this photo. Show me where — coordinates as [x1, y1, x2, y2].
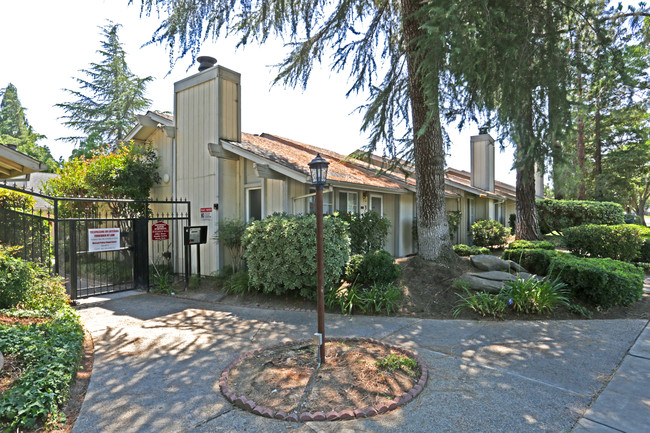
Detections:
[219, 337, 428, 422]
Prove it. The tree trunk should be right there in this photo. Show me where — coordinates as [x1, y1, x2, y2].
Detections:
[401, 0, 454, 261]
[515, 96, 541, 240]
[594, 108, 602, 177]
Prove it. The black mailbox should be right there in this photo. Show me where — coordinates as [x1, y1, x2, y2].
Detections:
[184, 226, 208, 245]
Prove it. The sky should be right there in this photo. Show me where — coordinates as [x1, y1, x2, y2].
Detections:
[0, 0, 519, 183]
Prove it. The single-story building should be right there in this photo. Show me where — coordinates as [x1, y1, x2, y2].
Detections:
[0, 143, 44, 179]
[126, 60, 541, 275]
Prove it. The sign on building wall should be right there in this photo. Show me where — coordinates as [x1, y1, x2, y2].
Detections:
[152, 221, 170, 241]
[200, 207, 212, 222]
[88, 228, 121, 252]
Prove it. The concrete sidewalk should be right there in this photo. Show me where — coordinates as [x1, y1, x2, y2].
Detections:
[72, 292, 648, 433]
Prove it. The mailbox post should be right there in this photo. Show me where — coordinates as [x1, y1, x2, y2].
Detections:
[184, 226, 208, 288]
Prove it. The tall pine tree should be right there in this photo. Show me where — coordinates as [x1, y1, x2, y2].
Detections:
[57, 22, 153, 149]
[0, 83, 58, 172]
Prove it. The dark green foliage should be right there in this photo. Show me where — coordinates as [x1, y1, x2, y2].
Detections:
[501, 248, 560, 276]
[548, 254, 644, 308]
[638, 242, 650, 263]
[337, 212, 390, 255]
[0, 308, 84, 430]
[223, 270, 251, 295]
[56, 23, 152, 146]
[325, 283, 403, 315]
[242, 214, 349, 299]
[563, 224, 642, 262]
[345, 250, 401, 286]
[0, 246, 69, 313]
[509, 214, 516, 234]
[507, 240, 555, 250]
[536, 200, 625, 234]
[471, 220, 509, 248]
[0, 83, 58, 172]
[453, 244, 490, 256]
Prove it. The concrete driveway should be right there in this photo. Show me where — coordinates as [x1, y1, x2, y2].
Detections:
[72, 292, 647, 433]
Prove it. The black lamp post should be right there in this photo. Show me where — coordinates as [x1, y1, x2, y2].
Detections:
[308, 153, 329, 365]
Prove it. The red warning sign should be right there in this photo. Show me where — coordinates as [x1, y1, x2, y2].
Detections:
[152, 221, 169, 241]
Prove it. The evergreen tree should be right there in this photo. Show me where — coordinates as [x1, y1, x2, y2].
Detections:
[136, 0, 460, 261]
[57, 22, 153, 148]
[0, 83, 58, 172]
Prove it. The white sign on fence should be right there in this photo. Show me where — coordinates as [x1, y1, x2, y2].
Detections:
[88, 228, 121, 252]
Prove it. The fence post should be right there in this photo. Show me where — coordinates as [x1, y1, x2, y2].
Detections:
[70, 220, 78, 300]
[133, 218, 149, 289]
[54, 199, 59, 275]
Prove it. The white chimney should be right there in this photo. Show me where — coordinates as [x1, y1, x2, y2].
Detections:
[470, 130, 495, 192]
[535, 163, 545, 198]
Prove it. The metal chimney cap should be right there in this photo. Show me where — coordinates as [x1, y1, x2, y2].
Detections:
[478, 126, 489, 135]
[197, 56, 217, 72]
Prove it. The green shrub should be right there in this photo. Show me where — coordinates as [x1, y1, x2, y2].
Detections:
[0, 308, 84, 430]
[453, 286, 508, 319]
[453, 244, 491, 256]
[563, 224, 642, 262]
[345, 250, 401, 285]
[223, 269, 251, 295]
[507, 240, 555, 250]
[0, 246, 69, 313]
[569, 304, 593, 319]
[447, 211, 462, 241]
[501, 277, 569, 314]
[501, 248, 560, 275]
[635, 262, 650, 273]
[337, 211, 390, 255]
[325, 282, 403, 315]
[242, 214, 350, 299]
[471, 220, 509, 248]
[537, 199, 625, 234]
[216, 218, 248, 271]
[509, 213, 516, 234]
[548, 254, 643, 308]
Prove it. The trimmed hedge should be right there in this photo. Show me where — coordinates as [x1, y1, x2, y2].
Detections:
[537, 199, 625, 234]
[548, 254, 643, 308]
[507, 240, 555, 250]
[471, 220, 509, 248]
[242, 214, 350, 299]
[563, 224, 642, 262]
[453, 244, 490, 256]
[345, 250, 401, 286]
[501, 248, 560, 276]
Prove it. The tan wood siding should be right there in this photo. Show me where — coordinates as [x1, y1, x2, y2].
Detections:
[399, 193, 415, 256]
[219, 77, 240, 142]
[176, 79, 218, 275]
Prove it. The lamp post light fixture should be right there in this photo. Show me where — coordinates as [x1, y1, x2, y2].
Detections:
[308, 153, 329, 366]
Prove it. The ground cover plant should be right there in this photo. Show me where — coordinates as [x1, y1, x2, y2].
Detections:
[507, 240, 555, 250]
[0, 246, 83, 431]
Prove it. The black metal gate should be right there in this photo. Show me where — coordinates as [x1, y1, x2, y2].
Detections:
[1, 182, 190, 299]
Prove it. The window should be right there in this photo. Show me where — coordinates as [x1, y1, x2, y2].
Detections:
[246, 188, 262, 222]
[308, 189, 333, 215]
[369, 194, 383, 215]
[337, 191, 359, 214]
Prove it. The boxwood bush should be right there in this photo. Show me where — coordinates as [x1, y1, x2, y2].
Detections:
[471, 220, 509, 248]
[336, 211, 390, 255]
[537, 199, 624, 234]
[453, 244, 491, 256]
[501, 248, 561, 276]
[548, 254, 643, 308]
[507, 240, 555, 250]
[242, 214, 350, 299]
[563, 224, 642, 262]
[345, 250, 401, 285]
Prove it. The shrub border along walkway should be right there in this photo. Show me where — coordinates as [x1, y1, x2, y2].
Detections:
[219, 337, 428, 422]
